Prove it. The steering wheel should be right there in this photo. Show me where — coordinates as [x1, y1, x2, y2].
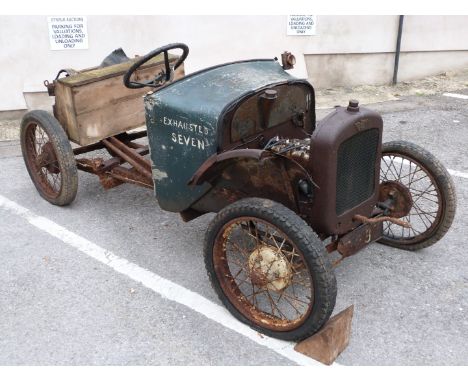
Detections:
[123, 43, 189, 89]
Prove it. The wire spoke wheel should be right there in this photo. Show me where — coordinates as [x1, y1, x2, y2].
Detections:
[378, 141, 456, 250]
[214, 217, 313, 331]
[380, 153, 442, 242]
[20, 110, 78, 206]
[24, 122, 63, 198]
[204, 198, 336, 341]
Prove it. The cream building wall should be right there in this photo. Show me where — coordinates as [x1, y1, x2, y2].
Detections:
[0, 15, 467, 112]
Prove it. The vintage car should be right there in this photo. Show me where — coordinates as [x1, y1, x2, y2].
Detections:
[20, 43, 456, 341]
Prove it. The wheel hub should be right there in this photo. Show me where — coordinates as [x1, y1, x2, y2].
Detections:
[37, 142, 60, 174]
[248, 245, 292, 291]
[379, 181, 413, 218]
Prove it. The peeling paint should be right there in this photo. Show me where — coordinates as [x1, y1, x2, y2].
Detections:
[152, 168, 168, 180]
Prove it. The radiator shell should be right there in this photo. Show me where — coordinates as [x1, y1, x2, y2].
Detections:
[308, 106, 383, 235]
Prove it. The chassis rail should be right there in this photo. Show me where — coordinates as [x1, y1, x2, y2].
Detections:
[74, 130, 154, 190]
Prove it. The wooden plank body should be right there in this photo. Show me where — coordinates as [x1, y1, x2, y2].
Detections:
[53, 55, 184, 146]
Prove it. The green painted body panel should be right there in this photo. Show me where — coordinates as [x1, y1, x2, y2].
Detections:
[144, 59, 295, 212]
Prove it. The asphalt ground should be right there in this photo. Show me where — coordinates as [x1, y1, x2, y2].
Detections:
[0, 91, 467, 365]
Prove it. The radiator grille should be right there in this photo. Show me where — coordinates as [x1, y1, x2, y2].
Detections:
[336, 128, 379, 215]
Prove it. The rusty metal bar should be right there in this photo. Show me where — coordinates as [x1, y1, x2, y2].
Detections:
[76, 147, 150, 177]
[76, 157, 120, 174]
[132, 147, 149, 156]
[122, 130, 148, 140]
[353, 214, 411, 228]
[73, 141, 105, 155]
[76, 158, 102, 173]
[101, 137, 152, 181]
[126, 141, 146, 149]
[107, 136, 152, 172]
[109, 166, 154, 189]
[326, 241, 338, 253]
[73, 130, 148, 156]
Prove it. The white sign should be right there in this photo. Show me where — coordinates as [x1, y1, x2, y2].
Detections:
[287, 15, 316, 36]
[48, 16, 88, 50]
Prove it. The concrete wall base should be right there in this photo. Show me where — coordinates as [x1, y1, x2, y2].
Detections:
[306, 50, 468, 88]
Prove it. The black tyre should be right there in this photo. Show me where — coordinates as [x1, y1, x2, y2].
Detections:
[20, 110, 78, 206]
[204, 197, 337, 341]
[378, 140, 456, 250]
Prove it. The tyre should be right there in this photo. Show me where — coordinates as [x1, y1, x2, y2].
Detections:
[204, 197, 337, 341]
[20, 110, 78, 206]
[378, 140, 456, 250]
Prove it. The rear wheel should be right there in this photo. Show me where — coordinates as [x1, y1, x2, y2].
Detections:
[204, 198, 337, 341]
[20, 110, 78, 206]
[378, 141, 456, 250]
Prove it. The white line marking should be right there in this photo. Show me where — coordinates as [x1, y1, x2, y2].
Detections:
[443, 92, 468, 100]
[447, 168, 468, 180]
[0, 194, 328, 367]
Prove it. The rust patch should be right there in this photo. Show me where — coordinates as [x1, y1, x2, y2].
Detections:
[353, 214, 411, 228]
[378, 180, 413, 218]
[337, 222, 383, 258]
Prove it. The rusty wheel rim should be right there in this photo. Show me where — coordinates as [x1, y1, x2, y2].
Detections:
[380, 153, 443, 244]
[24, 122, 62, 198]
[213, 217, 314, 331]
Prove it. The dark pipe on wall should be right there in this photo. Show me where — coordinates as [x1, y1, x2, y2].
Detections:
[392, 15, 405, 85]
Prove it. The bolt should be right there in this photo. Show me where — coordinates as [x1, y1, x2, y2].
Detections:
[347, 99, 360, 112]
[264, 89, 278, 99]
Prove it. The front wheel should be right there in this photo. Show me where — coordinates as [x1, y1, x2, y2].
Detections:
[378, 141, 456, 250]
[204, 198, 337, 341]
